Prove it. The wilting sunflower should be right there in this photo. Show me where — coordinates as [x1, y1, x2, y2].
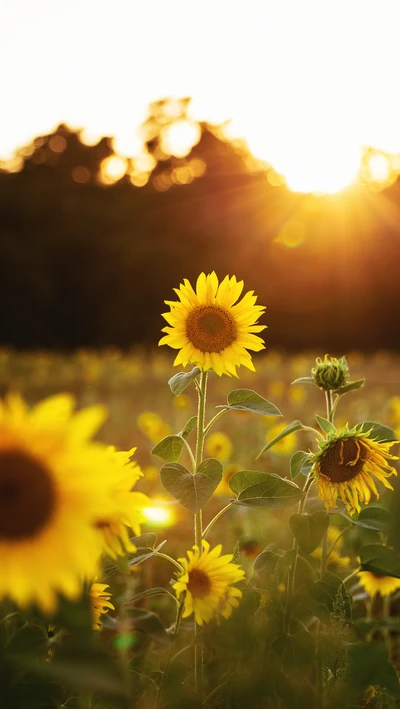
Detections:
[173, 539, 245, 625]
[0, 393, 143, 614]
[90, 581, 115, 630]
[159, 272, 266, 376]
[358, 571, 400, 598]
[95, 447, 150, 559]
[312, 424, 398, 515]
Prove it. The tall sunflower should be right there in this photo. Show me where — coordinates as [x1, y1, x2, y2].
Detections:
[0, 393, 142, 614]
[159, 272, 266, 376]
[173, 540, 245, 625]
[312, 424, 398, 515]
[358, 571, 400, 599]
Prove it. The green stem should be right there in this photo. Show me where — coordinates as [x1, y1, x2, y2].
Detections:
[316, 532, 328, 709]
[181, 436, 196, 473]
[202, 503, 235, 539]
[284, 473, 315, 633]
[302, 425, 325, 440]
[203, 408, 227, 436]
[325, 390, 334, 424]
[382, 594, 392, 660]
[326, 525, 352, 559]
[193, 370, 208, 698]
[154, 600, 185, 709]
[342, 568, 360, 585]
[154, 552, 184, 573]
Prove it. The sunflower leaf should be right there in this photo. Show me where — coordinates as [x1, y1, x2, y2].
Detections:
[359, 544, 400, 578]
[180, 416, 197, 439]
[216, 389, 282, 417]
[168, 367, 201, 396]
[355, 507, 393, 534]
[291, 377, 315, 385]
[160, 459, 223, 513]
[306, 571, 352, 623]
[359, 421, 397, 443]
[290, 451, 313, 480]
[334, 378, 365, 395]
[230, 470, 305, 508]
[289, 511, 329, 554]
[128, 539, 167, 567]
[257, 420, 306, 458]
[151, 435, 185, 463]
[315, 415, 336, 435]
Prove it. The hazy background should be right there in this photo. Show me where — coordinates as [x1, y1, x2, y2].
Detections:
[2, 0, 400, 351]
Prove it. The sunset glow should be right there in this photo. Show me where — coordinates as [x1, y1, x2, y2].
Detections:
[2, 1, 400, 194]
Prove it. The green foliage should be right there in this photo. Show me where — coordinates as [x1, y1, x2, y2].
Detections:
[151, 434, 185, 462]
[128, 534, 167, 567]
[180, 415, 197, 439]
[168, 367, 201, 396]
[315, 414, 336, 435]
[306, 571, 352, 623]
[217, 388, 282, 416]
[229, 470, 305, 507]
[290, 450, 313, 480]
[289, 511, 329, 554]
[334, 378, 365, 395]
[359, 544, 400, 577]
[311, 354, 349, 391]
[257, 420, 306, 458]
[359, 421, 397, 442]
[160, 459, 223, 512]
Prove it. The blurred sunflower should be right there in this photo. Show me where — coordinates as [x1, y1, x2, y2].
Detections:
[0, 394, 138, 613]
[312, 424, 398, 514]
[90, 581, 114, 630]
[358, 571, 400, 598]
[159, 272, 266, 377]
[205, 432, 233, 461]
[312, 526, 351, 568]
[266, 422, 298, 456]
[137, 412, 171, 443]
[173, 539, 245, 625]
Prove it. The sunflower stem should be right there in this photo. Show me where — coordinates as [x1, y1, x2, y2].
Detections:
[326, 525, 352, 559]
[202, 502, 235, 539]
[154, 599, 185, 709]
[154, 552, 184, 573]
[325, 390, 334, 424]
[316, 532, 329, 709]
[382, 594, 393, 661]
[193, 370, 208, 698]
[203, 408, 228, 436]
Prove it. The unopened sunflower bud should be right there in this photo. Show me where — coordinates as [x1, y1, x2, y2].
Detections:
[311, 355, 349, 391]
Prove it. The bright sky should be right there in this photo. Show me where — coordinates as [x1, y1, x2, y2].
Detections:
[2, 0, 400, 193]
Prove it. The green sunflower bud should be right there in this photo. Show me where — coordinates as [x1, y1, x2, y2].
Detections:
[311, 355, 349, 391]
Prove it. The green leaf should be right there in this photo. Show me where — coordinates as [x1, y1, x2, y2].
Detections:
[180, 416, 197, 439]
[6, 624, 48, 656]
[347, 643, 400, 696]
[359, 421, 397, 443]
[216, 389, 282, 416]
[230, 470, 305, 508]
[291, 377, 315, 385]
[315, 414, 336, 435]
[290, 451, 313, 480]
[334, 378, 365, 395]
[289, 511, 329, 554]
[160, 459, 223, 513]
[355, 507, 393, 533]
[272, 630, 315, 668]
[168, 366, 200, 396]
[359, 544, 400, 578]
[151, 435, 185, 462]
[257, 420, 306, 458]
[306, 571, 352, 623]
[128, 538, 167, 567]
[9, 681, 65, 709]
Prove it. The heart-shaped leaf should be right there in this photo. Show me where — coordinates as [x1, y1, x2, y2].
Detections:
[168, 367, 200, 396]
[289, 511, 329, 554]
[229, 470, 304, 508]
[216, 389, 282, 416]
[160, 459, 223, 513]
[151, 435, 185, 462]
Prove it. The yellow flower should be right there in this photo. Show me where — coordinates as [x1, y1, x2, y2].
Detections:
[214, 463, 241, 496]
[358, 571, 400, 598]
[172, 394, 191, 410]
[137, 412, 171, 443]
[173, 540, 245, 625]
[95, 447, 150, 559]
[159, 272, 266, 377]
[266, 422, 298, 456]
[0, 393, 139, 614]
[205, 432, 233, 461]
[312, 526, 351, 568]
[90, 582, 114, 630]
[312, 425, 398, 515]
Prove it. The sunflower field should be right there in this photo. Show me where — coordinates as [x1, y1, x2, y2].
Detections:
[1, 273, 400, 709]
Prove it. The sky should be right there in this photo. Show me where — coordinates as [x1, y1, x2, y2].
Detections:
[2, 0, 400, 192]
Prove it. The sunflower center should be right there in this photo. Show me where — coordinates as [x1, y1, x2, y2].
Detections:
[319, 437, 368, 483]
[187, 568, 212, 599]
[186, 306, 237, 353]
[0, 449, 56, 540]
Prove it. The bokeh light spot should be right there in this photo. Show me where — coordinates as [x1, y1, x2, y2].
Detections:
[161, 119, 201, 158]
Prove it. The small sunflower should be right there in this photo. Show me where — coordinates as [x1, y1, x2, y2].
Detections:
[0, 393, 142, 614]
[358, 571, 400, 598]
[312, 424, 398, 515]
[205, 432, 233, 461]
[159, 272, 266, 377]
[90, 581, 115, 630]
[173, 539, 245, 625]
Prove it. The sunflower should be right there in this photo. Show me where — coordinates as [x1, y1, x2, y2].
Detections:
[95, 447, 150, 559]
[358, 571, 400, 598]
[90, 581, 115, 630]
[205, 432, 233, 461]
[159, 272, 266, 377]
[173, 539, 245, 625]
[312, 526, 351, 568]
[0, 393, 144, 614]
[312, 424, 398, 515]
